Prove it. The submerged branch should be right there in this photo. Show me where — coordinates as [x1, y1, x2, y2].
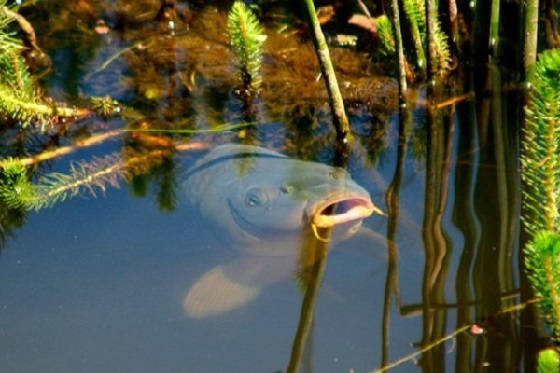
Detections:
[373, 324, 470, 373]
[121, 121, 256, 134]
[374, 297, 537, 373]
[16, 130, 121, 166]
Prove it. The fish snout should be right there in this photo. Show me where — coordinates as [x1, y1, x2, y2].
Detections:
[310, 196, 384, 228]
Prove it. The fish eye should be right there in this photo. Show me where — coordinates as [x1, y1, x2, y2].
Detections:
[280, 185, 293, 194]
[245, 187, 268, 207]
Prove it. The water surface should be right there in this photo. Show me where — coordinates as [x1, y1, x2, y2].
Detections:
[0, 2, 536, 372]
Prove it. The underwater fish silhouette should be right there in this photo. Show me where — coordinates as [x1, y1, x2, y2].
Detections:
[183, 144, 383, 318]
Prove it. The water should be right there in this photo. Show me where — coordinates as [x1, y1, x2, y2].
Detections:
[0, 1, 538, 372]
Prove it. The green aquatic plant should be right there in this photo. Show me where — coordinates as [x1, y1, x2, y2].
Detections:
[0, 3, 87, 128]
[521, 49, 560, 235]
[29, 154, 124, 210]
[0, 158, 34, 208]
[90, 96, 121, 118]
[378, 0, 450, 78]
[376, 15, 396, 56]
[525, 231, 560, 341]
[538, 348, 560, 373]
[227, 1, 266, 92]
[0, 12, 41, 126]
[431, 19, 451, 77]
[1, 154, 127, 211]
[402, 0, 426, 72]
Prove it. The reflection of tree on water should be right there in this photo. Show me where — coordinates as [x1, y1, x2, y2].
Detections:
[0, 203, 26, 252]
[419, 97, 453, 372]
[452, 79, 479, 373]
[380, 102, 412, 367]
[469, 64, 522, 372]
[286, 144, 349, 373]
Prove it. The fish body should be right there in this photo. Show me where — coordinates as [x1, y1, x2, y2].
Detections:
[183, 144, 382, 318]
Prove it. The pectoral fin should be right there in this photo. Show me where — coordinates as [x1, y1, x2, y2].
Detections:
[183, 256, 294, 319]
[183, 265, 260, 319]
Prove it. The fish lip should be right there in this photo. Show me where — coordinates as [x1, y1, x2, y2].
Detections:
[310, 196, 383, 228]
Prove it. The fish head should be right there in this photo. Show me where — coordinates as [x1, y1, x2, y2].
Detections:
[299, 166, 382, 240]
[226, 182, 309, 236]
[225, 160, 382, 246]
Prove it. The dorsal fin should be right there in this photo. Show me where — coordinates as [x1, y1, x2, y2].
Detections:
[184, 144, 287, 180]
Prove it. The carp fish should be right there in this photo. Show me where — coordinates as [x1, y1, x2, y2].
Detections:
[183, 144, 383, 318]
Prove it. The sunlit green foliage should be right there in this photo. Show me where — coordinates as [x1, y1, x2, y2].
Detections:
[377, 15, 395, 56]
[227, 1, 266, 91]
[521, 49, 560, 235]
[0, 158, 34, 208]
[402, 0, 426, 70]
[30, 154, 123, 210]
[538, 348, 560, 373]
[378, 0, 450, 76]
[0, 9, 43, 126]
[0, 154, 126, 211]
[90, 95, 121, 118]
[522, 50, 560, 345]
[525, 231, 560, 341]
[431, 20, 451, 76]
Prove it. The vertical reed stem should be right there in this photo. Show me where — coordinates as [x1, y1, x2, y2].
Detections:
[489, 0, 500, 56]
[389, 0, 408, 95]
[302, 0, 350, 140]
[524, 0, 539, 71]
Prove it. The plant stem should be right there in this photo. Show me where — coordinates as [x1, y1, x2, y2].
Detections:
[0, 85, 90, 118]
[524, 0, 539, 71]
[389, 0, 408, 95]
[489, 0, 500, 56]
[302, 0, 350, 140]
[449, 0, 458, 42]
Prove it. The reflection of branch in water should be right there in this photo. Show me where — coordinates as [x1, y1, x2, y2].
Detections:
[381, 103, 412, 367]
[452, 85, 480, 373]
[376, 324, 470, 373]
[374, 298, 537, 373]
[11, 130, 121, 166]
[420, 103, 454, 372]
[400, 288, 521, 315]
[490, 63, 520, 371]
[470, 64, 522, 371]
[287, 143, 350, 373]
[286, 232, 330, 373]
[29, 142, 207, 210]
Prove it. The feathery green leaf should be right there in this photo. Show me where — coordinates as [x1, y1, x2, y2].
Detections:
[525, 231, 560, 341]
[521, 49, 560, 235]
[227, 1, 266, 91]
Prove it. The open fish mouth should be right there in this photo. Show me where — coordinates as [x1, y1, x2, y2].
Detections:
[312, 197, 383, 228]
